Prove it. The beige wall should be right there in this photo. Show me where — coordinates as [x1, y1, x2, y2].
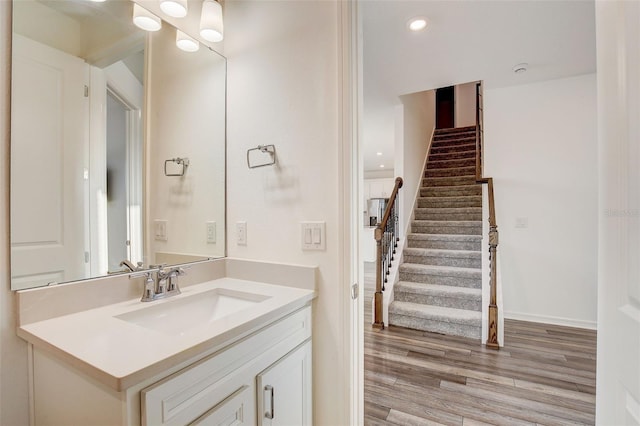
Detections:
[1, 2, 31, 424]
[395, 90, 436, 236]
[455, 81, 477, 128]
[147, 25, 226, 263]
[224, 1, 349, 424]
[484, 73, 598, 328]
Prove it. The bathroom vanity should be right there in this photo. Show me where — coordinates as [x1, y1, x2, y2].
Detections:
[17, 259, 316, 426]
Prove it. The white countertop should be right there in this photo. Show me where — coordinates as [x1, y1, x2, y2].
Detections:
[18, 277, 315, 391]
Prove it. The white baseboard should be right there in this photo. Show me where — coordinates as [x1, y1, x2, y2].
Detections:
[504, 311, 597, 330]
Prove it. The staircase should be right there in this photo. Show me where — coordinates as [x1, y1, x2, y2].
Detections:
[389, 126, 483, 339]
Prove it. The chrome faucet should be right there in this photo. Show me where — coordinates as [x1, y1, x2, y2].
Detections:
[120, 259, 143, 272]
[134, 265, 186, 302]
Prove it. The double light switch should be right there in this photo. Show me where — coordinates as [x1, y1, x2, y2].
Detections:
[301, 222, 326, 250]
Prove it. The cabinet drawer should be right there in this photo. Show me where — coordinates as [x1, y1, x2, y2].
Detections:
[142, 306, 311, 426]
[190, 385, 253, 426]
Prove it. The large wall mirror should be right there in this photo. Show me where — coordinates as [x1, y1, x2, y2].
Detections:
[10, 0, 226, 290]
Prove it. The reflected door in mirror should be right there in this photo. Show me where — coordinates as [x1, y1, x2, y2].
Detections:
[11, 35, 89, 290]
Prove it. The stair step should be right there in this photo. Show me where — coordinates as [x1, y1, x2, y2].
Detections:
[432, 136, 476, 145]
[428, 157, 477, 169]
[418, 195, 482, 208]
[430, 142, 477, 155]
[414, 207, 482, 221]
[394, 281, 482, 311]
[422, 176, 477, 187]
[388, 301, 481, 339]
[403, 247, 481, 268]
[425, 166, 476, 178]
[413, 220, 482, 235]
[429, 149, 476, 160]
[407, 233, 482, 250]
[434, 132, 476, 141]
[434, 126, 476, 134]
[420, 185, 482, 197]
[399, 263, 481, 288]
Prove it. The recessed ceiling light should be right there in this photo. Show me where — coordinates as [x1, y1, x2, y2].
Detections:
[513, 63, 528, 74]
[376, 152, 382, 156]
[407, 17, 427, 32]
[379, 164, 385, 168]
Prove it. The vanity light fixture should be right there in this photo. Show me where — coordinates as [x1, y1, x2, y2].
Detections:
[408, 17, 427, 32]
[200, 0, 224, 42]
[176, 30, 200, 52]
[133, 4, 162, 32]
[160, 0, 188, 18]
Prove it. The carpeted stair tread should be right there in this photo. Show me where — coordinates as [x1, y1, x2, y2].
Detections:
[407, 233, 482, 242]
[414, 207, 482, 221]
[403, 247, 481, 259]
[420, 186, 482, 197]
[425, 166, 477, 177]
[429, 149, 477, 160]
[399, 262, 481, 278]
[430, 143, 477, 155]
[395, 281, 481, 299]
[422, 176, 477, 186]
[427, 158, 477, 169]
[435, 126, 476, 134]
[412, 221, 482, 236]
[418, 195, 482, 209]
[389, 301, 481, 325]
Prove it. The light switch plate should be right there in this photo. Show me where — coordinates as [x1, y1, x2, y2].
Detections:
[301, 222, 326, 250]
[154, 220, 168, 241]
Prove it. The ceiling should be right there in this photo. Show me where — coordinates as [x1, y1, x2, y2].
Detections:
[362, 0, 597, 173]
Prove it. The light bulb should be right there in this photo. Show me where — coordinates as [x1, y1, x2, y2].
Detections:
[200, 0, 224, 42]
[133, 4, 161, 32]
[160, 0, 188, 18]
[176, 30, 200, 52]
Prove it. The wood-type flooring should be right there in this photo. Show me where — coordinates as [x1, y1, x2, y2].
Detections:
[364, 265, 597, 425]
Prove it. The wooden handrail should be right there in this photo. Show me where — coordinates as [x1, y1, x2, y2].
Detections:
[475, 82, 500, 349]
[373, 176, 403, 329]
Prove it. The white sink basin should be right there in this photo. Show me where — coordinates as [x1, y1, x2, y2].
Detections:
[116, 288, 271, 335]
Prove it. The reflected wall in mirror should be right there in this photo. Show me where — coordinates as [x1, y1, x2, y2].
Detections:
[10, 0, 226, 290]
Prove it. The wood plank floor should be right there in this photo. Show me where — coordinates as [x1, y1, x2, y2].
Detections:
[363, 264, 597, 425]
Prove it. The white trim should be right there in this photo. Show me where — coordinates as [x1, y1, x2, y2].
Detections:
[339, 0, 361, 425]
[504, 311, 597, 330]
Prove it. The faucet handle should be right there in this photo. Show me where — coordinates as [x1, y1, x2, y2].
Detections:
[135, 272, 156, 302]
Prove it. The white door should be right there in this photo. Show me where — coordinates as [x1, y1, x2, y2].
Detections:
[596, 1, 640, 424]
[256, 341, 312, 426]
[11, 34, 88, 290]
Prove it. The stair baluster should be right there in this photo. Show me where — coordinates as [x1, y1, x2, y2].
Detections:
[373, 177, 403, 329]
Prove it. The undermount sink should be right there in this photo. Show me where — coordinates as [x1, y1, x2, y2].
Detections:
[116, 288, 271, 335]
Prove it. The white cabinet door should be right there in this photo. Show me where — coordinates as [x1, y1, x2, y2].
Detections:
[257, 341, 312, 426]
[368, 181, 384, 198]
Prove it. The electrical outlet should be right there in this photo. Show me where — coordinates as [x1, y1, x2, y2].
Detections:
[236, 221, 247, 245]
[515, 217, 529, 229]
[206, 221, 216, 244]
[154, 220, 168, 241]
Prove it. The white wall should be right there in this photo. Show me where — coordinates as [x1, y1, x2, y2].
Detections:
[395, 90, 435, 237]
[1, 2, 31, 424]
[484, 73, 598, 328]
[224, 1, 348, 425]
[455, 81, 477, 128]
[147, 25, 226, 263]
